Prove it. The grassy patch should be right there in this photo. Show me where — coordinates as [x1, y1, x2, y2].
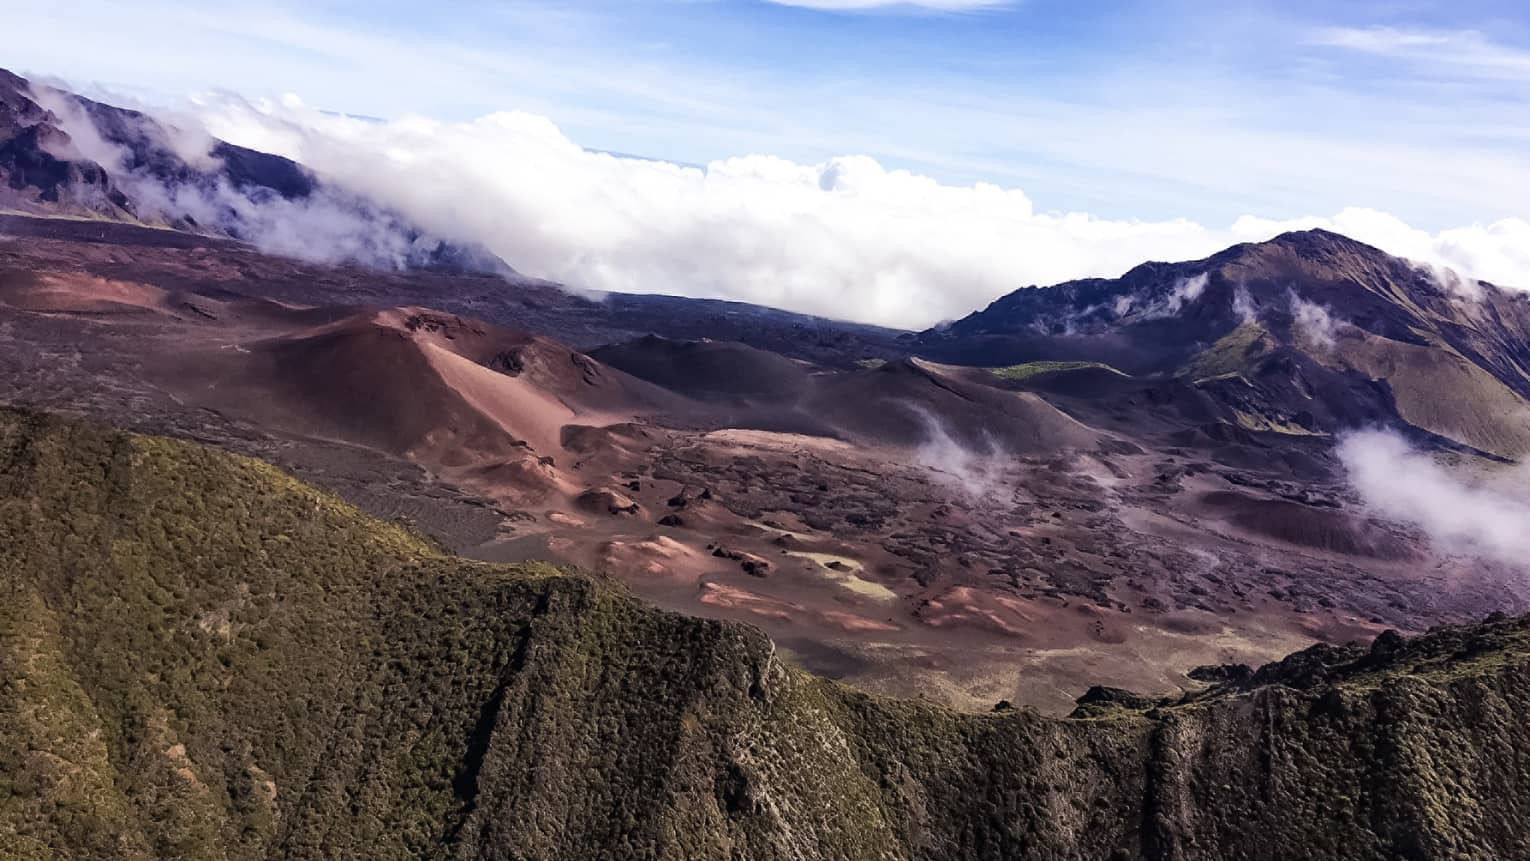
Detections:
[1232, 410, 1326, 436]
[1183, 322, 1272, 381]
[988, 360, 1124, 381]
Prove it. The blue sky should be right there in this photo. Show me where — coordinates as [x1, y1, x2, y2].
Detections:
[8, 1, 1530, 326]
[11, 0, 1530, 228]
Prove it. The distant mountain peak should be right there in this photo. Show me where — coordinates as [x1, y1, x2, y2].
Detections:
[912, 228, 1530, 458]
[924, 228, 1463, 349]
[1266, 227, 1380, 252]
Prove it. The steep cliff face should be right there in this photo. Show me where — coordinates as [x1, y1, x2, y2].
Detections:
[3, 407, 1529, 860]
[0, 69, 135, 220]
[0, 69, 508, 276]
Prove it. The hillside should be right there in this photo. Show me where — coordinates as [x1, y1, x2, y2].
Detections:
[915, 230, 1530, 458]
[4, 407, 1530, 859]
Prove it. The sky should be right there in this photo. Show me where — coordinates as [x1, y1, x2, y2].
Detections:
[9, 0, 1530, 327]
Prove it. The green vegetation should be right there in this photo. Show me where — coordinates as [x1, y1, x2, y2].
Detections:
[1339, 333, 1530, 458]
[987, 360, 1124, 382]
[1232, 409, 1326, 436]
[1182, 322, 1272, 381]
[5, 406, 1530, 859]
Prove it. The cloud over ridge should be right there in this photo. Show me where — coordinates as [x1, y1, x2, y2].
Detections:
[182, 93, 1530, 329]
[1338, 429, 1530, 568]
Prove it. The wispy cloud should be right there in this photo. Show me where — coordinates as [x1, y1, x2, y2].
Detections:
[908, 404, 1007, 501]
[1338, 429, 1530, 568]
[1313, 26, 1530, 80]
[762, 0, 1010, 10]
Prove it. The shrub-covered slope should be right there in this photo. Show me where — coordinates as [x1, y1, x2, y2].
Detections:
[3, 407, 1529, 860]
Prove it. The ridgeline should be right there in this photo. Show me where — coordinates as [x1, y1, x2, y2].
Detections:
[3, 408, 1528, 859]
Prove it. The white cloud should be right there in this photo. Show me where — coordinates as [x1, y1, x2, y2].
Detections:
[193, 92, 1232, 328]
[74, 91, 1530, 330]
[908, 403, 1006, 501]
[1114, 272, 1207, 321]
[1163, 272, 1208, 316]
[1231, 285, 1259, 326]
[1338, 429, 1530, 568]
[1288, 293, 1342, 351]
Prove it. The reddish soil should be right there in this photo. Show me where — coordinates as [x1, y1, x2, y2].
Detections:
[3, 220, 1526, 714]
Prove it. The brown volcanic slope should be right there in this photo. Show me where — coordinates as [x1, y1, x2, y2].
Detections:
[804, 357, 1098, 451]
[170, 306, 689, 508]
[2, 219, 1529, 714]
[590, 335, 814, 401]
[596, 337, 1096, 452]
[254, 307, 680, 458]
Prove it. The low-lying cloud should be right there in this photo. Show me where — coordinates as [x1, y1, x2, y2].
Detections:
[1115, 272, 1208, 320]
[1338, 429, 1530, 567]
[32, 84, 462, 271]
[1288, 293, 1344, 350]
[44, 85, 1530, 330]
[907, 404, 1007, 502]
[1232, 285, 1259, 325]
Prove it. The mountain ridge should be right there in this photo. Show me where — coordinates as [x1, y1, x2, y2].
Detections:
[915, 229, 1530, 458]
[6, 406, 1530, 859]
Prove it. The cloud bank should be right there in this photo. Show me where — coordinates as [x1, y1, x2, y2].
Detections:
[31, 84, 466, 272]
[84, 92, 1525, 330]
[1338, 429, 1530, 568]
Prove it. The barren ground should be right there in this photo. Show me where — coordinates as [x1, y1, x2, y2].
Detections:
[3, 224, 1522, 713]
